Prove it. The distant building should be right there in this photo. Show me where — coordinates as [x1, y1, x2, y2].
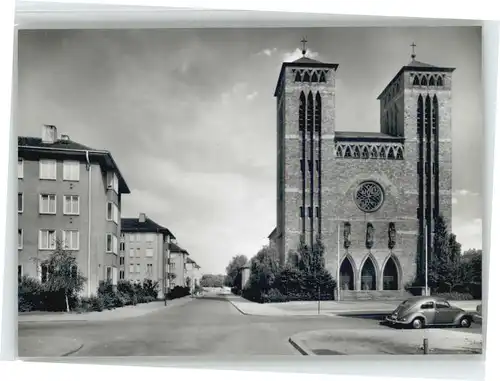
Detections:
[18, 124, 130, 297]
[120, 213, 175, 299]
[185, 257, 202, 292]
[168, 243, 190, 289]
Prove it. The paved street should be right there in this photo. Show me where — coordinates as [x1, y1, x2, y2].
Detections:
[18, 294, 482, 357]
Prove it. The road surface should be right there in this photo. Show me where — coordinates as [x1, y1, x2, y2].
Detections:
[18, 294, 481, 357]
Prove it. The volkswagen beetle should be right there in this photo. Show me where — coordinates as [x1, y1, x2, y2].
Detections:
[385, 296, 474, 329]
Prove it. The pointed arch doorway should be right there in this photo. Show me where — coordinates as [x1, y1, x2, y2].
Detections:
[383, 256, 400, 290]
[361, 256, 377, 290]
[339, 257, 355, 290]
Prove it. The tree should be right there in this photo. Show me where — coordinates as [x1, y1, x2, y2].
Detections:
[186, 277, 192, 289]
[429, 215, 466, 292]
[225, 254, 248, 288]
[200, 274, 225, 288]
[41, 240, 86, 312]
[245, 245, 280, 297]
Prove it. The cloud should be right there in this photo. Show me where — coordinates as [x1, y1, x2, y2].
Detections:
[282, 48, 319, 63]
[246, 91, 258, 101]
[258, 48, 277, 56]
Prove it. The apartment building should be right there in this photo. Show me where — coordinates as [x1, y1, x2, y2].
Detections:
[120, 213, 175, 298]
[168, 243, 190, 289]
[185, 257, 202, 292]
[18, 124, 130, 297]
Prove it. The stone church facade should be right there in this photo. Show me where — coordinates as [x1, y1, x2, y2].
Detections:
[270, 50, 453, 297]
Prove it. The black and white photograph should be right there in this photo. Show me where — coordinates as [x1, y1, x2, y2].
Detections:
[17, 26, 483, 357]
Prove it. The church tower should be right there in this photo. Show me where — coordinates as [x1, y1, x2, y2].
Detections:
[377, 44, 455, 283]
[274, 40, 339, 264]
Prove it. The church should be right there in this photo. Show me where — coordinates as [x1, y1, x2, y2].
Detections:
[268, 42, 454, 299]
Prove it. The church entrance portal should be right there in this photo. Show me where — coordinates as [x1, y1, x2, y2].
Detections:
[339, 257, 354, 290]
[383, 256, 399, 290]
[361, 256, 377, 291]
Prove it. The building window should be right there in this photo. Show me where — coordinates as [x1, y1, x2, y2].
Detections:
[18, 265, 23, 279]
[146, 248, 154, 258]
[129, 264, 134, 273]
[136, 263, 141, 275]
[119, 270, 125, 279]
[63, 161, 80, 181]
[106, 202, 119, 224]
[18, 193, 23, 213]
[147, 264, 153, 277]
[62, 230, 79, 250]
[39, 229, 56, 250]
[106, 172, 119, 194]
[63, 195, 80, 215]
[40, 264, 52, 283]
[129, 249, 135, 258]
[40, 194, 57, 214]
[106, 233, 118, 254]
[18, 229, 23, 249]
[120, 241, 125, 251]
[170, 262, 176, 270]
[39, 159, 57, 180]
[106, 266, 112, 281]
[18, 159, 24, 179]
[129, 234, 135, 242]
[119, 256, 124, 265]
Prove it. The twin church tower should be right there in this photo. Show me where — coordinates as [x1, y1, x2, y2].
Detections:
[269, 41, 454, 295]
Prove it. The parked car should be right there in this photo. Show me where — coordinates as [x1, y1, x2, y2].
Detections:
[385, 296, 474, 329]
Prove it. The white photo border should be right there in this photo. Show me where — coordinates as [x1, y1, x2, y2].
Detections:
[1, 2, 499, 381]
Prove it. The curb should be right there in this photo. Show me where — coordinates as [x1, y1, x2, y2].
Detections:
[225, 298, 249, 316]
[288, 337, 312, 356]
[61, 344, 84, 357]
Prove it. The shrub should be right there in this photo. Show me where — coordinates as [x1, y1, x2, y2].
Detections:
[262, 288, 288, 303]
[18, 276, 43, 312]
[433, 292, 474, 301]
[168, 286, 190, 299]
[142, 279, 160, 300]
[97, 280, 119, 310]
[78, 296, 104, 312]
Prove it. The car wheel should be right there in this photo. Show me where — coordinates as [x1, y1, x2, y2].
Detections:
[459, 316, 472, 328]
[411, 318, 425, 329]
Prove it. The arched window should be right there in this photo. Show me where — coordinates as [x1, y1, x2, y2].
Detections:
[421, 75, 428, 86]
[417, 94, 423, 137]
[396, 147, 404, 160]
[307, 92, 314, 132]
[387, 147, 395, 159]
[299, 92, 306, 132]
[311, 72, 318, 83]
[413, 75, 420, 86]
[295, 71, 302, 82]
[429, 76, 435, 86]
[344, 146, 352, 158]
[370, 146, 378, 159]
[315, 93, 322, 132]
[319, 71, 326, 83]
[437, 75, 444, 86]
[336, 146, 343, 157]
[380, 146, 386, 158]
[353, 146, 361, 158]
[303, 71, 310, 82]
[361, 146, 370, 159]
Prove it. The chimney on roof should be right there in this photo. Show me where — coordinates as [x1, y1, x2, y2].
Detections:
[41, 124, 57, 144]
[139, 213, 146, 223]
[60, 134, 70, 141]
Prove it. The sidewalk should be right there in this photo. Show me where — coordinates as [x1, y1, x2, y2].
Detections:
[225, 295, 480, 317]
[289, 328, 483, 355]
[18, 297, 193, 323]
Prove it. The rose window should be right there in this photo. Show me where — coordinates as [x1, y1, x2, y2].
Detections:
[354, 181, 384, 213]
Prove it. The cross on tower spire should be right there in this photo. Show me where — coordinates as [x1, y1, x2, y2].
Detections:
[301, 37, 308, 56]
[410, 42, 417, 60]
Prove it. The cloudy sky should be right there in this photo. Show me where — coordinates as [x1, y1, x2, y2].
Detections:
[17, 27, 483, 274]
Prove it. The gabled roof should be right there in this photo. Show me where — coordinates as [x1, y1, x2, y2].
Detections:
[274, 55, 339, 97]
[18, 136, 131, 194]
[121, 217, 175, 239]
[170, 242, 189, 255]
[377, 57, 455, 100]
